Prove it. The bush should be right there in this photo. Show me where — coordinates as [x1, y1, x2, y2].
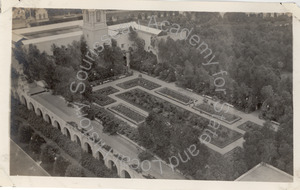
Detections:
[53, 155, 70, 176]
[40, 144, 59, 164]
[29, 133, 46, 154]
[17, 125, 33, 143]
[65, 164, 84, 177]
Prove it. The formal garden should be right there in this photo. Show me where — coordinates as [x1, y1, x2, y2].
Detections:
[93, 86, 120, 96]
[193, 103, 241, 124]
[209, 125, 243, 148]
[88, 86, 120, 107]
[237, 121, 262, 132]
[116, 88, 242, 149]
[109, 104, 146, 125]
[155, 87, 194, 105]
[94, 105, 141, 143]
[116, 77, 161, 90]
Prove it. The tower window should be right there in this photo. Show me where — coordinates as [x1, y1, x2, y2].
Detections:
[86, 11, 89, 22]
[96, 11, 101, 22]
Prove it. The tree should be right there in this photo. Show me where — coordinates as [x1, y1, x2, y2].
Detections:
[40, 144, 58, 164]
[17, 125, 33, 143]
[53, 155, 70, 176]
[29, 133, 46, 154]
[65, 164, 84, 177]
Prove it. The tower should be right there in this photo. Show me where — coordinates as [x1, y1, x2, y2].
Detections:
[82, 10, 109, 49]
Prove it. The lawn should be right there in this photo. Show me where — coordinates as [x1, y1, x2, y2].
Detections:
[237, 121, 262, 132]
[116, 78, 161, 90]
[193, 103, 241, 124]
[109, 104, 146, 125]
[155, 87, 193, 105]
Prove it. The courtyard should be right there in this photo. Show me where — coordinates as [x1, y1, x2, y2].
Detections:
[92, 70, 272, 154]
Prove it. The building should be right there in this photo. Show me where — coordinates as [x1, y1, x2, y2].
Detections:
[235, 162, 293, 182]
[82, 10, 108, 48]
[12, 9, 186, 56]
[35, 9, 49, 22]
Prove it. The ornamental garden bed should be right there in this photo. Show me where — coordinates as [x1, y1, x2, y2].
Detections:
[116, 88, 242, 149]
[108, 104, 146, 125]
[116, 78, 161, 90]
[94, 106, 141, 144]
[89, 93, 116, 107]
[209, 125, 243, 149]
[155, 87, 194, 105]
[193, 103, 241, 124]
[237, 121, 262, 132]
[93, 86, 119, 96]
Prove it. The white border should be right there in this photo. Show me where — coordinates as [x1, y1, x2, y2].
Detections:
[0, 0, 299, 189]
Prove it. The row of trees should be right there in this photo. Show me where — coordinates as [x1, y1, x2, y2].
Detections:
[13, 36, 128, 103]
[10, 97, 118, 177]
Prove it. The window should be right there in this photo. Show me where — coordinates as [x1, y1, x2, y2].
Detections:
[86, 11, 89, 22]
[96, 11, 101, 22]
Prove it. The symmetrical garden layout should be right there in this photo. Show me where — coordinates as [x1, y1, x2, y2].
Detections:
[192, 103, 241, 124]
[109, 104, 146, 125]
[92, 74, 266, 154]
[155, 87, 195, 105]
[115, 87, 243, 149]
[116, 78, 161, 90]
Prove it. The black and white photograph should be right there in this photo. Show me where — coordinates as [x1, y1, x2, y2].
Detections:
[1, 0, 300, 189]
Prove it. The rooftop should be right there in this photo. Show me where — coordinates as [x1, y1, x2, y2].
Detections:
[235, 163, 293, 182]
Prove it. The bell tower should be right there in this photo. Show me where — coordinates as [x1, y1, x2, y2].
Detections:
[82, 9, 109, 49]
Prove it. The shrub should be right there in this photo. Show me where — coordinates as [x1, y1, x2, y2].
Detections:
[17, 125, 33, 143]
[53, 155, 70, 176]
[29, 133, 46, 154]
[65, 164, 84, 177]
[40, 144, 59, 164]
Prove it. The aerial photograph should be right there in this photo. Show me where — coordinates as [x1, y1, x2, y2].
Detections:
[10, 8, 293, 181]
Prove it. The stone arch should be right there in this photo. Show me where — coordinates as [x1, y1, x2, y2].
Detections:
[36, 108, 43, 117]
[74, 134, 81, 146]
[108, 160, 118, 174]
[28, 102, 34, 111]
[44, 113, 51, 124]
[63, 127, 71, 139]
[53, 120, 61, 131]
[96, 151, 104, 164]
[120, 170, 131, 178]
[84, 142, 93, 155]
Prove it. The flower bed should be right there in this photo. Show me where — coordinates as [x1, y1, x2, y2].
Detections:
[116, 78, 161, 90]
[109, 104, 146, 125]
[155, 87, 193, 105]
[94, 106, 141, 144]
[193, 103, 241, 124]
[93, 86, 119, 96]
[116, 88, 243, 148]
[90, 94, 116, 107]
[209, 125, 243, 148]
[237, 121, 262, 132]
